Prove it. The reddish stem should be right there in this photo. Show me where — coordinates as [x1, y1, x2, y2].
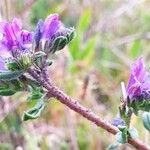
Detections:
[28, 69, 150, 150]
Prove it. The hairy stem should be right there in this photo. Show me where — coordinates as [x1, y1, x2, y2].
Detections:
[28, 69, 150, 150]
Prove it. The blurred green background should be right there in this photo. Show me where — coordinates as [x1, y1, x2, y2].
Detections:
[0, 0, 150, 149]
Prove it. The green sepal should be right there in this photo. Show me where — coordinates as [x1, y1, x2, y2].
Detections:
[57, 37, 68, 50]
[66, 28, 75, 43]
[34, 51, 46, 59]
[51, 36, 68, 53]
[18, 54, 32, 70]
[142, 112, 150, 132]
[128, 99, 150, 114]
[34, 51, 46, 68]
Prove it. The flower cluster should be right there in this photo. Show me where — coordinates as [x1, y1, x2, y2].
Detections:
[0, 13, 75, 120]
[0, 14, 74, 72]
[0, 18, 32, 71]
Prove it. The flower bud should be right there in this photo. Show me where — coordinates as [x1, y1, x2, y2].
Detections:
[33, 19, 44, 50]
[34, 14, 75, 54]
[111, 118, 125, 127]
[126, 58, 150, 112]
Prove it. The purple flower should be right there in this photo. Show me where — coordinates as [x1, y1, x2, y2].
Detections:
[41, 14, 64, 40]
[0, 18, 32, 53]
[127, 58, 150, 100]
[111, 118, 125, 127]
[0, 18, 33, 71]
[33, 13, 74, 52]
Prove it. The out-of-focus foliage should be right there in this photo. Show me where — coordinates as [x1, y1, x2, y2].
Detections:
[68, 9, 98, 73]
[0, 0, 149, 150]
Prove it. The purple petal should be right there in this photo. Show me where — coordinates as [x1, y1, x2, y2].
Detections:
[42, 14, 63, 39]
[127, 57, 150, 100]
[128, 84, 142, 97]
[132, 58, 147, 82]
[0, 20, 7, 33]
[33, 20, 44, 48]
[0, 18, 32, 52]
[11, 18, 22, 32]
[18, 30, 32, 50]
[0, 42, 12, 58]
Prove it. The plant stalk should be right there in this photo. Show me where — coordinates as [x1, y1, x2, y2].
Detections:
[28, 69, 150, 150]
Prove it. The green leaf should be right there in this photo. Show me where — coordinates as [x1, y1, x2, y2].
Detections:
[69, 35, 80, 60]
[0, 70, 24, 80]
[142, 112, 150, 132]
[28, 87, 44, 101]
[116, 127, 129, 144]
[106, 143, 119, 150]
[79, 36, 97, 60]
[0, 89, 16, 96]
[0, 79, 23, 96]
[128, 128, 139, 139]
[10, 79, 24, 91]
[116, 131, 128, 144]
[78, 9, 91, 32]
[130, 40, 141, 59]
[23, 101, 45, 121]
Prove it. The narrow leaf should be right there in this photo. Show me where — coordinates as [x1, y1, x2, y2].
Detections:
[142, 112, 150, 132]
[23, 101, 45, 121]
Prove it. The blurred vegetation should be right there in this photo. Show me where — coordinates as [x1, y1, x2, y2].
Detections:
[0, 0, 150, 150]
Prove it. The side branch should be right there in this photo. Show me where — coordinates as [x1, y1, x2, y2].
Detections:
[28, 69, 150, 150]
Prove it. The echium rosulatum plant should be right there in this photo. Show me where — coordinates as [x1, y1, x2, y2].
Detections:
[111, 58, 150, 147]
[0, 14, 149, 149]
